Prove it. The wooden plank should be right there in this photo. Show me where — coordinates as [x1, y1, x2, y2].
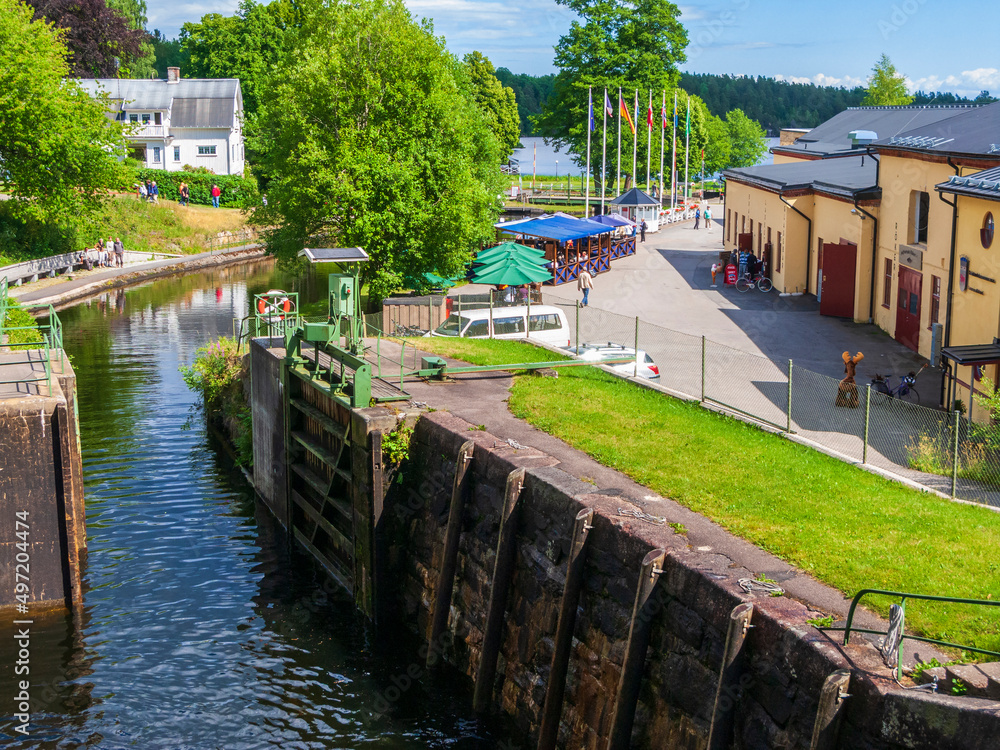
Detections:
[290, 397, 349, 441]
[607, 548, 667, 750]
[473, 467, 525, 713]
[427, 441, 476, 668]
[290, 430, 351, 482]
[289, 464, 352, 526]
[537, 507, 594, 750]
[291, 489, 354, 558]
[809, 670, 851, 750]
[707, 602, 755, 750]
[293, 527, 353, 594]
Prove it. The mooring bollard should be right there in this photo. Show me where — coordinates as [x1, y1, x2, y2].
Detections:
[606, 548, 667, 750]
[809, 669, 851, 750]
[707, 602, 754, 750]
[426, 440, 475, 669]
[537, 508, 595, 750]
[473, 467, 525, 712]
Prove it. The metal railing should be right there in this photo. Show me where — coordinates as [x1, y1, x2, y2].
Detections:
[206, 228, 260, 254]
[821, 588, 1000, 680]
[1, 278, 64, 395]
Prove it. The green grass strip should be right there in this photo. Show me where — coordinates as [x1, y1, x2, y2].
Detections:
[417, 338, 1000, 653]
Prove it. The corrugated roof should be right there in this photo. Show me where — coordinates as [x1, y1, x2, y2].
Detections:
[772, 105, 978, 158]
[723, 155, 878, 198]
[171, 98, 234, 128]
[876, 101, 1000, 157]
[936, 165, 1000, 201]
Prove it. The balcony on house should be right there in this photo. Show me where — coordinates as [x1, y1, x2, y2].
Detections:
[128, 124, 166, 139]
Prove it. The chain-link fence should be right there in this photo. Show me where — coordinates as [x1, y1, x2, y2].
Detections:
[527, 291, 1000, 509]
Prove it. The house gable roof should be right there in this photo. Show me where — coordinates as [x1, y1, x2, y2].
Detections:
[75, 78, 242, 128]
[772, 105, 979, 159]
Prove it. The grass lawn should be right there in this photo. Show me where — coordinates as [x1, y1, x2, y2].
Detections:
[415, 337, 1000, 654]
[98, 194, 249, 255]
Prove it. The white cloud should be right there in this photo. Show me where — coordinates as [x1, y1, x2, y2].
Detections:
[906, 68, 1000, 97]
[773, 73, 865, 89]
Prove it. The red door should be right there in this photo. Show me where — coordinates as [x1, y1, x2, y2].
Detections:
[737, 233, 752, 252]
[895, 266, 922, 351]
[818, 243, 857, 318]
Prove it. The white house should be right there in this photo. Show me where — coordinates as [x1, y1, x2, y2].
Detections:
[76, 67, 245, 176]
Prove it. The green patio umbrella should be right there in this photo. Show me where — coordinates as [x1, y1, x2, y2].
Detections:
[471, 257, 551, 286]
[473, 254, 548, 277]
[423, 272, 456, 287]
[475, 241, 547, 265]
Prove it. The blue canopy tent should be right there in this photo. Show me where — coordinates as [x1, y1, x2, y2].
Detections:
[590, 212, 635, 228]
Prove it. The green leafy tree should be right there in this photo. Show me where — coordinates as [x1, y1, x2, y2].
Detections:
[532, 0, 687, 187]
[150, 29, 188, 73]
[0, 0, 126, 223]
[249, 0, 504, 303]
[181, 0, 299, 118]
[701, 113, 730, 176]
[463, 51, 520, 161]
[106, 0, 155, 77]
[725, 108, 767, 168]
[863, 54, 913, 106]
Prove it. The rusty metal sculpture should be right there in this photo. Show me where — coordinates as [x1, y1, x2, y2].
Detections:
[836, 351, 864, 408]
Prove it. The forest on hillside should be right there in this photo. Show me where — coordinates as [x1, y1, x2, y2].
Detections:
[499, 70, 994, 135]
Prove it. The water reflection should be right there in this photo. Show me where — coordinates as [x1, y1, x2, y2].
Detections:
[0, 261, 499, 748]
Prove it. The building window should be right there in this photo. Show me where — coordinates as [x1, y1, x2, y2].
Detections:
[152, 146, 161, 163]
[883, 258, 893, 308]
[911, 190, 930, 244]
[749, 219, 754, 249]
[983, 212, 995, 249]
[129, 114, 138, 123]
[141, 114, 150, 124]
[726, 209, 731, 241]
[154, 112, 162, 125]
[198, 145, 217, 156]
[173, 146, 180, 162]
[930, 275, 941, 327]
[776, 231, 782, 273]
[741, 215, 746, 234]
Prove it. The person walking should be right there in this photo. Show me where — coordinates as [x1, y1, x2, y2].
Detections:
[704, 205, 712, 231]
[694, 207, 701, 230]
[139, 182, 147, 201]
[211, 184, 221, 208]
[640, 219, 648, 243]
[179, 182, 189, 207]
[150, 181, 159, 203]
[114, 237, 125, 267]
[144, 180, 153, 202]
[577, 268, 593, 307]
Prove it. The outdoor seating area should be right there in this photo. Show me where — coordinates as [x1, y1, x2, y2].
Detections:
[493, 214, 636, 286]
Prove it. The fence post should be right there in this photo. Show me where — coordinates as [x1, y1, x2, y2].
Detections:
[951, 410, 960, 498]
[575, 301, 580, 352]
[458, 297, 463, 337]
[634, 316, 639, 377]
[527, 288, 531, 339]
[863, 385, 871, 464]
[786, 359, 793, 432]
[700, 335, 706, 402]
[489, 293, 494, 339]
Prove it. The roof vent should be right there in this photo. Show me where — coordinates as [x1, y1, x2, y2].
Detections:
[167, 67, 180, 84]
[850, 130, 878, 147]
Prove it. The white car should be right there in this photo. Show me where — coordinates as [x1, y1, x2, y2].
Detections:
[430, 305, 572, 347]
[563, 343, 660, 379]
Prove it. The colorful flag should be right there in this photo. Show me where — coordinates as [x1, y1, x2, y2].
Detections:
[661, 104, 669, 129]
[647, 103, 654, 130]
[685, 102, 691, 135]
[620, 95, 635, 134]
[588, 89, 595, 133]
[604, 91, 614, 118]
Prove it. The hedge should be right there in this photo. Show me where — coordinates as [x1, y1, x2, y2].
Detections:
[131, 168, 260, 209]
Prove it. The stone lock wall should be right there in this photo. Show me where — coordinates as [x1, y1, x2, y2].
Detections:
[382, 411, 1000, 750]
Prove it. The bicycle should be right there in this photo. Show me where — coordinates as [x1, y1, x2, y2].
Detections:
[393, 323, 426, 337]
[871, 367, 925, 406]
[736, 271, 773, 293]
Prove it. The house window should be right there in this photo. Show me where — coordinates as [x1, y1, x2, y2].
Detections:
[198, 145, 217, 156]
[741, 215, 746, 234]
[776, 231, 782, 273]
[173, 146, 180, 162]
[141, 114, 150, 124]
[911, 190, 930, 244]
[129, 114, 138, 123]
[883, 258, 893, 308]
[749, 219, 754, 249]
[154, 112, 162, 125]
[152, 146, 161, 163]
[930, 275, 941, 327]
[727, 209, 731, 241]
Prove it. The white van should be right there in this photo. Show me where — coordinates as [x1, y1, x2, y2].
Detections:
[430, 305, 571, 346]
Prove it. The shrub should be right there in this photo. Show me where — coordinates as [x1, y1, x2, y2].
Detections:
[0, 202, 77, 264]
[131, 168, 259, 209]
[2, 297, 44, 346]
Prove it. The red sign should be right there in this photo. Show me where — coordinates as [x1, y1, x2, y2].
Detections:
[725, 264, 737, 285]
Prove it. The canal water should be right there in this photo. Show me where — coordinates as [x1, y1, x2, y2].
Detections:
[0, 261, 502, 748]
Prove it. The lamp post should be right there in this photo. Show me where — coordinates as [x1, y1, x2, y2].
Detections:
[555, 160, 559, 179]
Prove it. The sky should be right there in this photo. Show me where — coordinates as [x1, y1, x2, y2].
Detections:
[146, 0, 999, 98]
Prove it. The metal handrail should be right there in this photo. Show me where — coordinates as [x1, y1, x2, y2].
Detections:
[821, 588, 1000, 680]
[1, 281, 63, 395]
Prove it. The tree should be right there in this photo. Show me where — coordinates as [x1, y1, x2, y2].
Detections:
[181, 0, 299, 118]
[701, 113, 730, 176]
[532, 0, 687, 186]
[0, 0, 127, 222]
[150, 29, 188, 73]
[725, 109, 767, 169]
[249, 0, 505, 302]
[463, 52, 520, 161]
[106, 0, 156, 77]
[27, 0, 148, 77]
[863, 54, 913, 106]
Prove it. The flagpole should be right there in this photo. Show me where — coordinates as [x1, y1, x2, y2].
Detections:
[585, 86, 592, 218]
[659, 90, 665, 211]
[616, 87, 622, 197]
[684, 97, 691, 202]
[671, 93, 678, 211]
[632, 90, 638, 188]
[532, 140, 536, 196]
[601, 88, 608, 215]
[646, 90, 652, 189]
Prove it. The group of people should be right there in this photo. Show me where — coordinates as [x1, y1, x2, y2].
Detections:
[80, 238, 125, 270]
[137, 180, 159, 202]
[693, 205, 713, 230]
